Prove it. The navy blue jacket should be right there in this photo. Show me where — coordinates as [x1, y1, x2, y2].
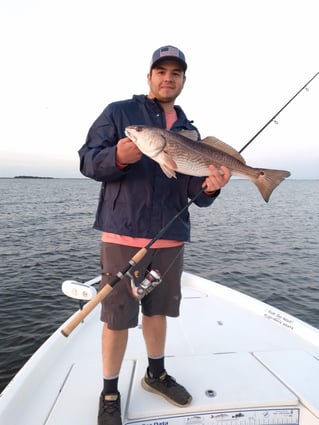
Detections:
[78, 95, 219, 242]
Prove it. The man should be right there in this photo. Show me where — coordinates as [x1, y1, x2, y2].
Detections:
[78, 45, 231, 425]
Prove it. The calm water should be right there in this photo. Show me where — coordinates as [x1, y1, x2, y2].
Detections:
[0, 178, 318, 392]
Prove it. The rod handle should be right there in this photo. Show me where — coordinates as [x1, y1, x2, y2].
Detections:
[131, 247, 147, 264]
[61, 283, 113, 337]
[61, 247, 148, 337]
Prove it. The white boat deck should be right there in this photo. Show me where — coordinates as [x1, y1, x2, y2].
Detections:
[1, 272, 319, 425]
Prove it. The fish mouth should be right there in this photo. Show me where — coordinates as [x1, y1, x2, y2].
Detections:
[125, 127, 137, 142]
[125, 125, 147, 142]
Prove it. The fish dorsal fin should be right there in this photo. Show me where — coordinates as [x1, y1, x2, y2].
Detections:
[177, 130, 199, 142]
[201, 136, 246, 164]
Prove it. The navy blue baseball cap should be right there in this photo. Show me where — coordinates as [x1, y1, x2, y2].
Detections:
[150, 45, 187, 71]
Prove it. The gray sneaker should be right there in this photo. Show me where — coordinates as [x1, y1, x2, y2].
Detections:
[141, 369, 192, 407]
[98, 392, 122, 425]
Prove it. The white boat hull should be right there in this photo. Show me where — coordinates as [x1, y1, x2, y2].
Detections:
[1, 272, 319, 424]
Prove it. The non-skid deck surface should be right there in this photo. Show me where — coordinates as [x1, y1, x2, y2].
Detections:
[254, 350, 319, 418]
[128, 353, 297, 420]
[45, 352, 298, 424]
[45, 360, 133, 425]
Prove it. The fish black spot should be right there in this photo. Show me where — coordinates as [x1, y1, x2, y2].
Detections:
[260, 171, 265, 176]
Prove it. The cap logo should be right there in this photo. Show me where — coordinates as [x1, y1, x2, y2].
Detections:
[159, 46, 179, 58]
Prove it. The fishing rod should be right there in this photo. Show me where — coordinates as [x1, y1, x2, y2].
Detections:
[61, 71, 318, 337]
[239, 71, 319, 153]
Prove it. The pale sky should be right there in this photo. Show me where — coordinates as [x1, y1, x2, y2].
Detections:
[0, 0, 318, 179]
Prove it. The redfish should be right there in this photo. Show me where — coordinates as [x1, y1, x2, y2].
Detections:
[125, 125, 291, 202]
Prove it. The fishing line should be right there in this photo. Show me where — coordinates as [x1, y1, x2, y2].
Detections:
[61, 71, 318, 337]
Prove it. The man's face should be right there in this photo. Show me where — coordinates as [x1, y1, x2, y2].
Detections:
[147, 60, 186, 103]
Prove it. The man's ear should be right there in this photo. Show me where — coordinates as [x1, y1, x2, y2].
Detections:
[181, 74, 186, 89]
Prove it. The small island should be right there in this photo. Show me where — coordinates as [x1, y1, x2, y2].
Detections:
[14, 175, 54, 179]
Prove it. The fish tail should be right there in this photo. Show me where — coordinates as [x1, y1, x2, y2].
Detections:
[253, 169, 291, 202]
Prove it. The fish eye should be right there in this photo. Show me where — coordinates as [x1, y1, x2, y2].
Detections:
[136, 126, 143, 132]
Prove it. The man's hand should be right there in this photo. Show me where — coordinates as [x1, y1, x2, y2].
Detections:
[202, 165, 231, 194]
[116, 137, 142, 165]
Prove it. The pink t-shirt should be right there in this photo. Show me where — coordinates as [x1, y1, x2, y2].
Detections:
[102, 110, 183, 248]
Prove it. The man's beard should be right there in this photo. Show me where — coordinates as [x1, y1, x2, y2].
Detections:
[158, 96, 175, 103]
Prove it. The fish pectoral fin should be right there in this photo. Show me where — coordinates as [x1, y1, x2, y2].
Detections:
[160, 152, 177, 178]
[201, 136, 246, 164]
[160, 164, 177, 178]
